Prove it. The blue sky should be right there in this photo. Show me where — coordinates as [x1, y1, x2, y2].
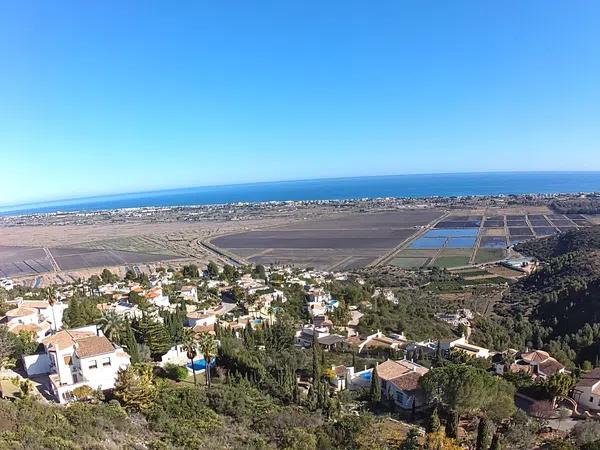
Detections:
[1, 1, 599, 205]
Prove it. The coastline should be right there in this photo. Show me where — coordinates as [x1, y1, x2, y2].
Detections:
[2, 171, 600, 217]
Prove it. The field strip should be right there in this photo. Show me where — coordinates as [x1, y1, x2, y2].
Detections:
[327, 256, 355, 271]
[371, 211, 449, 267]
[246, 249, 273, 259]
[199, 239, 248, 266]
[43, 247, 60, 272]
[469, 215, 485, 264]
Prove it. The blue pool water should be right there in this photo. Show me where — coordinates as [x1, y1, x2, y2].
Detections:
[187, 358, 217, 371]
[424, 228, 479, 238]
[361, 371, 372, 381]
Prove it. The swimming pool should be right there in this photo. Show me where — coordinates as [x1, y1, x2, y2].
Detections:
[360, 371, 372, 381]
[187, 358, 217, 371]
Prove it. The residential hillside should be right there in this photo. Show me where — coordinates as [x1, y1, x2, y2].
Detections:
[474, 227, 600, 366]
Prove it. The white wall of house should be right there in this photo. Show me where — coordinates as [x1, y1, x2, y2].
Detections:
[161, 345, 190, 366]
[187, 314, 216, 328]
[382, 381, 416, 410]
[576, 385, 600, 410]
[23, 353, 51, 376]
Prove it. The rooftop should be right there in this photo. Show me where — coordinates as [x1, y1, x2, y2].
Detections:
[75, 335, 116, 358]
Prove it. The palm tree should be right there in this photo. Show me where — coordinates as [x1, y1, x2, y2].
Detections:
[181, 328, 199, 385]
[198, 332, 218, 389]
[46, 287, 58, 333]
[99, 312, 125, 344]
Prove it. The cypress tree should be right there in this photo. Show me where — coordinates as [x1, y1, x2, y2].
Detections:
[312, 341, 320, 385]
[475, 417, 491, 450]
[445, 409, 459, 438]
[400, 428, 420, 450]
[370, 368, 381, 403]
[122, 321, 141, 364]
[434, 339, 443, 366]
[427, 406, 441, 433]
[489, 433, 501, 450]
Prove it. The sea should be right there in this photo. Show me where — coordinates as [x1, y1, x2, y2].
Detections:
[2, 172, 600, 216]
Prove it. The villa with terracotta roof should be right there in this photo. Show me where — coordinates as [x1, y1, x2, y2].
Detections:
[494, 349, 565, 380]
[23, 326, 130, 404]
[2, 299, 67, 342]
[373, 359, 429, 409]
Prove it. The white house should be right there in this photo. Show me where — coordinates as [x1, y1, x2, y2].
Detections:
[23, 326, 130, 404]
[353, 331, 408, 354]
[451, 341, 490, 359]
[98, 301, 145, 320]
[180, 285, 198, 302]
[574, 368, 600, 411]
[0, 278, 14, 291]
[295, 325, 331, 347]
[186, 310, 217, 329]
[144, 287, 171, 308]
[330, 365, 354, 391]
[307, 287, 331, 303]
[3, 299, 67, 341]
[495, 349, 565, 380]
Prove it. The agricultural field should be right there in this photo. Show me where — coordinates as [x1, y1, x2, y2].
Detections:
[0, 244, 179, 278]
[390, 212, 594, 269]
[74, 236, 181, 256]
[210, 209, 445, 270]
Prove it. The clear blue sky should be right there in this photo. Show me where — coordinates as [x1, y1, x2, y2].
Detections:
[1, 1, 600, 205]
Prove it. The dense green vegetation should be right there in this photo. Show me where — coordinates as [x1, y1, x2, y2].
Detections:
[515, 225, 600, 260]
[357, 294, 456, 341]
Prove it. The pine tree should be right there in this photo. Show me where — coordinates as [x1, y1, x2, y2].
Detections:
[139, 316, 171, 358]
[370, 367, 381, 403]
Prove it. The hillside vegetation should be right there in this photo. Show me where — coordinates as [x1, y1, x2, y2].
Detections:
[551, 198, 600, 215]
[472, 227, 600, 367]
[515, 225, 600, 260]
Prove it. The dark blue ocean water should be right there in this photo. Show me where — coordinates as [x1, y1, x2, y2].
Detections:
[2, 172, 599, 216]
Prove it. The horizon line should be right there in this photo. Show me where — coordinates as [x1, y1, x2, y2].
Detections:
[2, 169, 600, 210]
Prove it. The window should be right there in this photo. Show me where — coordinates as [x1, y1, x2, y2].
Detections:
[89, 360, 98, 369]
[590, 396, 594, 403]
[102, 357, 111, 367]
[396, 391, 405, 404]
